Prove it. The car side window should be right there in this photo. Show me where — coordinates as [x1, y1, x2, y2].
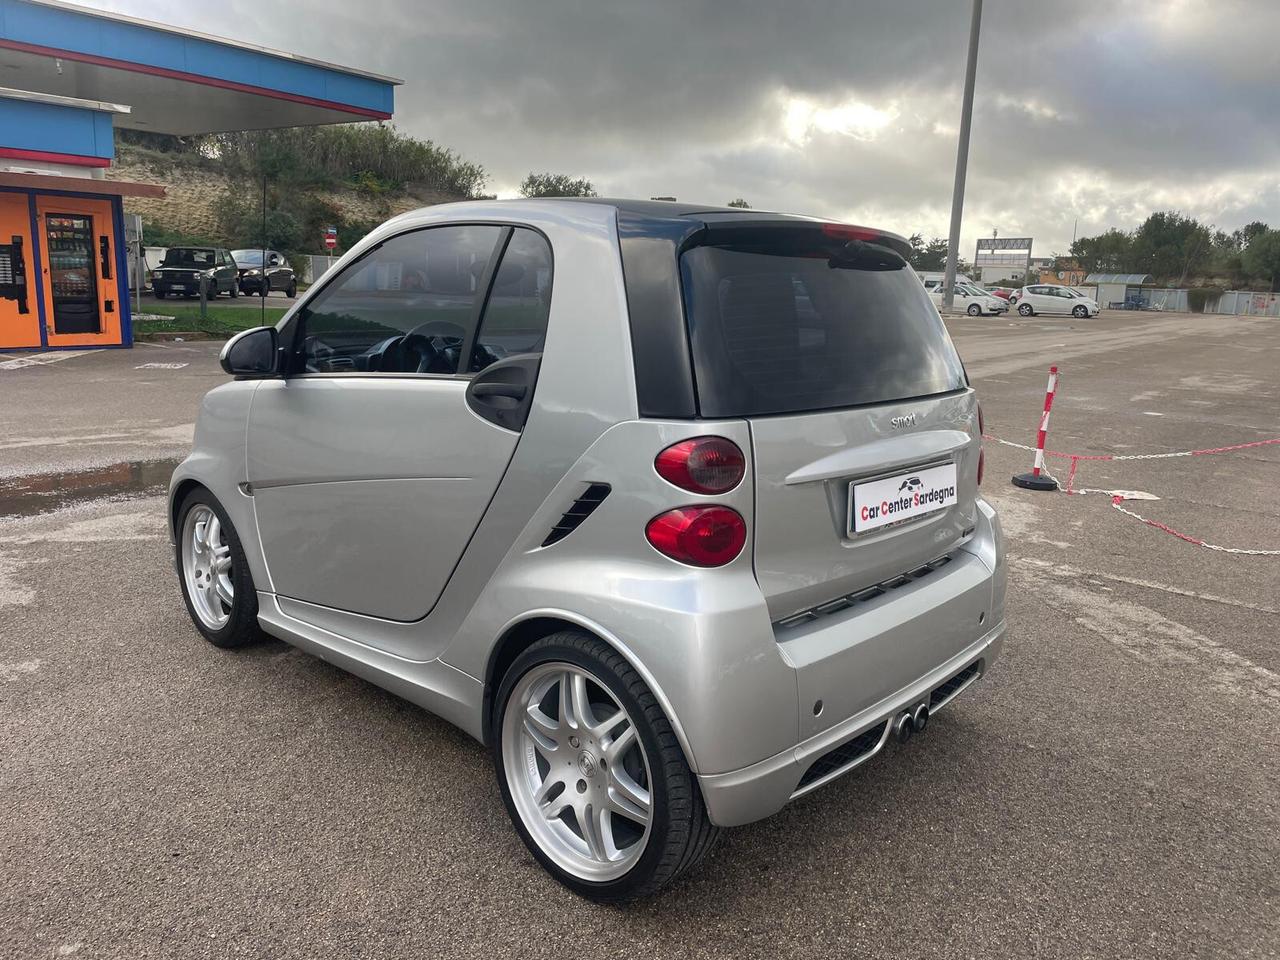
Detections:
[469, 228, 553, 373]
[296, 224, 503, 375]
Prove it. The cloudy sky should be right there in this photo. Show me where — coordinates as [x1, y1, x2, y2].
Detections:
[101, 0, 1280, 257]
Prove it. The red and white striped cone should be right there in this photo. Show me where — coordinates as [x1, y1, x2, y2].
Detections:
[1012, 365, 1060, 491]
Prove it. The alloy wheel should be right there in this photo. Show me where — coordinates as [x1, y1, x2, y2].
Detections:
[181, 504, 234, 630]
[501, 661, 653, 882]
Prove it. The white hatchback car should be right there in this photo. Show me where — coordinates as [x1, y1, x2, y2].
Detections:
[929, 283, 1007, 316]
[1015, 284, 1099, 318]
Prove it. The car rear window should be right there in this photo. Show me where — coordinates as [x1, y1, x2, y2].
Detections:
[679, 232, 967, 417]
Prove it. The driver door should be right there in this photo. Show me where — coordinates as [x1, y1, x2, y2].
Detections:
[245, 223, 539, 625]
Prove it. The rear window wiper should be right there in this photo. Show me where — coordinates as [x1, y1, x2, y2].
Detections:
[828, 239, 906, 271]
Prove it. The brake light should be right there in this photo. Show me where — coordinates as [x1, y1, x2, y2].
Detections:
[646, 506, 747, 567]
[977, 402, 985, 486]
[654, 436, 745, 494]
[821, 223, 882, 243]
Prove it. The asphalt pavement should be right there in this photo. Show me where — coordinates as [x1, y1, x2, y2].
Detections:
[1, 310, 1277, 959]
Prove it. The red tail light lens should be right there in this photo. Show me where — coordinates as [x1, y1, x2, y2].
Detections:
[654, 437, 745, 494]
[645, 506, 746, 567]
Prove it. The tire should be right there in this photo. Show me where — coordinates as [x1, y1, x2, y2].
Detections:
[260, 284, 270, 298]
[154, 289, 165, 300]
[1018, 303, 1033, 316]
[1072, 305, 1088, 318]
[286, 281, 297, 298]
[229, 282, 239, 298]
[175, 488, 265, 649]
[493, 631, 719, 902]
[967, 303, 981, 316]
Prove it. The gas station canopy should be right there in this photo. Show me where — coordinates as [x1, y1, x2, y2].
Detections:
[0, 0, 400, 136]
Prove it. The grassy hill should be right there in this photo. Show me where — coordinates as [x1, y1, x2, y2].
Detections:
[106, 125, 487, 260]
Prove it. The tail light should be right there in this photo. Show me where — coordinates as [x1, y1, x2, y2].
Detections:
[646, 506, 746, 567]
[654, 436, 745, 494]
[976, 402, 985, 486]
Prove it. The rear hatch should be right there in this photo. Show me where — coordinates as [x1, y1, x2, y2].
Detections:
[679, 223, 979, 621]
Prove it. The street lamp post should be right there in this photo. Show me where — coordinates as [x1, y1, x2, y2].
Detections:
[942, 0, 983, 311]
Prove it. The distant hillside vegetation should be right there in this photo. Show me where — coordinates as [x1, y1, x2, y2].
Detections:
[107, 125, 488, 261]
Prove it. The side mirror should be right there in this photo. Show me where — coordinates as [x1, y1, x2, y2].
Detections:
[220, 326, 278, 377]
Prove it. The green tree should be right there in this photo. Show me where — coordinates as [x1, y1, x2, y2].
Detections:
[1070, 228, 1133, 274]
[1242, 229, 1280, 290]
[1130, 211, 1212, 284]
[1233, 220, 1269, 250]
[727, 198, 751, 208]
[915, 238, 949, 271]
[519, 172, 597, 198]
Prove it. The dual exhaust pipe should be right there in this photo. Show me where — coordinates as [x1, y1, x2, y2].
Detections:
[893, 703, 930, 743]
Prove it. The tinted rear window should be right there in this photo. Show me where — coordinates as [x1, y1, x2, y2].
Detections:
[680, 236, 966, 417]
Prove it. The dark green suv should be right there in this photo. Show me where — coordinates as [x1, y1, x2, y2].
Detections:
[152, 247, 239, 299]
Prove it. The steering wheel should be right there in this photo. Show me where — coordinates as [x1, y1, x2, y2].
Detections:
[402, 319, 468, 373]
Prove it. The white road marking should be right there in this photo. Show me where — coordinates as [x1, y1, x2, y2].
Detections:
[1014, 556, 1280, 615]
[1142, 411, 1164, 417]
[0, 659, 41, 682]
[1019, 570, 1280, 708]
[135, 362, 189, 370]
[0, 350, 92, 371]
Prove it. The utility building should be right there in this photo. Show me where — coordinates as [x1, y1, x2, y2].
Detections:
[0, 0, 398, 351]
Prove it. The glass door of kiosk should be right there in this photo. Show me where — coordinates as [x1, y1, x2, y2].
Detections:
[45, 213, 101, 335]
[36, 195, 121, 348]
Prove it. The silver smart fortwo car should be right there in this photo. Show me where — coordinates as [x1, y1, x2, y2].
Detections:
[170, 199, 1006, 902]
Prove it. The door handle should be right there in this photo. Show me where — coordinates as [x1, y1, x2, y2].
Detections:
[470, 381, 527, 400]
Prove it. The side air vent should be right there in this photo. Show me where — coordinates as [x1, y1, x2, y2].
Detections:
[541, 483, 612, 547]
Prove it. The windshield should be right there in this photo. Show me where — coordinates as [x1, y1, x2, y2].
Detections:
[161, 248, 216, 268]
[231, 249, 266, 267]
[680, 233, 967, 417]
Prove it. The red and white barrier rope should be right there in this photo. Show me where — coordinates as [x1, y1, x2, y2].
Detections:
[1108, 498, 1280, 556]
[984, 434, 1280, 462]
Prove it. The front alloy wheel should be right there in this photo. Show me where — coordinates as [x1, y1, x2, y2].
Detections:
[182, 504, 234, 630]
[967, 303, 981, 316]
[1073, 304, 1089, 318]
[494, 632, 719, 901]
[175, 489, 264, 649]
[1018, 302, 1033, 316]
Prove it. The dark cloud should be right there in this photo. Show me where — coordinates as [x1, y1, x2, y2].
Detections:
[102, 0, 1280, 253]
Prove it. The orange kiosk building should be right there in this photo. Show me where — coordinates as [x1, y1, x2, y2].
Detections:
[0, 0, 398, 352]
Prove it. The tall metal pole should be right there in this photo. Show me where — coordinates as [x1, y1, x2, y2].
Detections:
[942, 0, 983, 310]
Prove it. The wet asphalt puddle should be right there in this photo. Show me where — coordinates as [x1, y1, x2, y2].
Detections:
[0, 458, 182, 518]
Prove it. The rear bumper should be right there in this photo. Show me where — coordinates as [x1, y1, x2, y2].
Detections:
[695, 497, 1006, 826]
[698, 620, 1004, 826]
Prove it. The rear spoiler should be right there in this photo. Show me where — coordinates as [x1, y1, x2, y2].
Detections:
[684, 218, 914, 264]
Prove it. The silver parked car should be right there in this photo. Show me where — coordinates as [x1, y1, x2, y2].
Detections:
[170, 199, 1006, 902]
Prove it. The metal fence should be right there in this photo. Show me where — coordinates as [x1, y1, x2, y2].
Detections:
[303, 254, 342, 285]
[1208, 290, 1280, 317]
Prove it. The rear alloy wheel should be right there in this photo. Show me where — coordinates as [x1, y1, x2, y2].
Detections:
[967, 303, 981, 316]
[176, 489, 264, 649]
[1018, 302, 1034, 316]
[495, 631, 718, 902]
[1072, 304, 1088, 318]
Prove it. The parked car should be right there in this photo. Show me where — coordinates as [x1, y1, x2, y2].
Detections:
[989, 287, 1015, 301]
[151, 247, 239, 299]
[929, 282, 1007, 316]
[1015, 283, 1100, 317]
[231, 248, 297, 298]
[170, 200, 1006, 902]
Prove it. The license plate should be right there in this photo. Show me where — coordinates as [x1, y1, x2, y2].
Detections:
[849, 462, 958, 534]
[175, 285, 189, 291]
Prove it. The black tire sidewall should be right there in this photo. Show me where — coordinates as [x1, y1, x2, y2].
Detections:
[492, 633, 680, 901]
[175, 488, 261, 649]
